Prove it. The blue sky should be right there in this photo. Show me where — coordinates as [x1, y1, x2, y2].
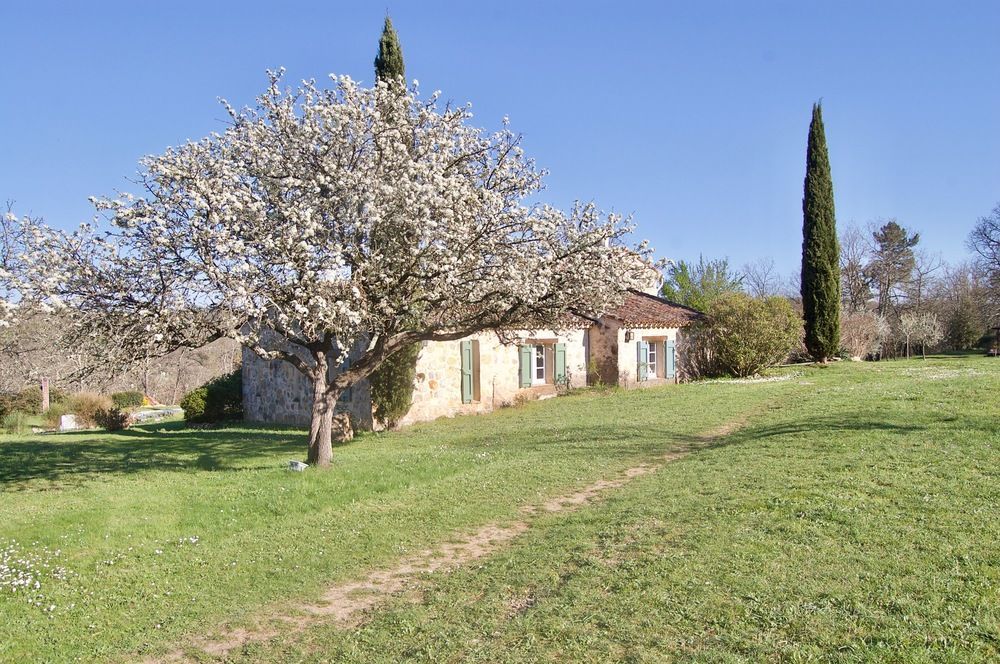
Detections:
[3, 1, 998, 280]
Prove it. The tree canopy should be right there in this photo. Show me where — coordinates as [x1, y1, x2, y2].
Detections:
[374, 17, 405, 84]
[660, 256, 742, 312]
[17, 73, 652, 465]
[866, 219, 919, 317]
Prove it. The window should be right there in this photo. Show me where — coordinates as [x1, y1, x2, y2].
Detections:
[533, 344, 546, 384]
[647, 341, 658, 379]
[520, 342, 566, 388]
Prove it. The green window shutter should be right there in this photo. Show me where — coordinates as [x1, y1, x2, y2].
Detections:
[461, 340, 473, 403]
[338, 355, 353, 403]
[666, 339, 676, 378]
[637, 341, 649, 381]
[519, 345, 533, 388]
[554, 343, 567, 384]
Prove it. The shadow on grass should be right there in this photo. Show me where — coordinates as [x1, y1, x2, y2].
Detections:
[2, 407, 972, 491]
[0, 421, 306, 488]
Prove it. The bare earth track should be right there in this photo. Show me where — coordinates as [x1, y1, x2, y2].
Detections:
[156, 417, 747, 662]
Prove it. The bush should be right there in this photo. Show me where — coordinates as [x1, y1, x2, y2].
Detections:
[369, 342, 419, 429]
[111, 390, 145, 409]
[2, 411, 29, 435]
[95, 407, 133, 431]
[683, 293, 801, 378]
[181, 370, 243, 423]
[712, 294, 802, 376]
[840, 310, 890, 360]
[43, 402, 69, 429]
[68, 392, 114, 428]
[0, 385, 68, 418]
[180, 387, 208, 421]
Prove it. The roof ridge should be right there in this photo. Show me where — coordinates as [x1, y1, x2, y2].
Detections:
[625, 288, 705, 316]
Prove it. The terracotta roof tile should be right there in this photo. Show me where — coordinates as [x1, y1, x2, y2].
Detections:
[604, 289, 705, 328]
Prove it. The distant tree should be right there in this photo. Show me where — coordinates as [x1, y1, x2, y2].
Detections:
[946, 294, 981, 350]
[907, 250, 943, 312]
[898, 311, 943, 359]
[741, 257, 781, 298]
[866, 220, 919, 318]
[800, 102, 841, 361]
[374, 16, 405, 84]
[660, 256, 742, 312]
[968, 202, 1000, 319]
[840, 223, 872, 312]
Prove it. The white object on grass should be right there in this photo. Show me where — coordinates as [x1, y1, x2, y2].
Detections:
[288, 460, 309, 472]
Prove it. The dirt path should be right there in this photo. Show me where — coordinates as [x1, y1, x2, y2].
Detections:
[157, 417, 746, 662]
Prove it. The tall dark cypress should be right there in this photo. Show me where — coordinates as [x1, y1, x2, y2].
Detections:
[374, 17, 405, 85]
[368, 15, 420, 426]
[801, 102, 841, 361]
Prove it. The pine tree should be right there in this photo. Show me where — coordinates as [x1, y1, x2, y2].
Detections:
[800, 102, 841, 361]
[374, 17, 405, 85]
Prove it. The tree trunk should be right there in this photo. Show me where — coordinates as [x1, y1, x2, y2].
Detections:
[306, 372, 335, 467]
[303, 343, 352, 468]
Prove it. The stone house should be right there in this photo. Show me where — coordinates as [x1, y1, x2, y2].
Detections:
[242, 288, 703, 429]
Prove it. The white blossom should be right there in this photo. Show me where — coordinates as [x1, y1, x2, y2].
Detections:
[17, 72, 658, 463]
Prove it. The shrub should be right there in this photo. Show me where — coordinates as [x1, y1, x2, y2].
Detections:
[95, 407, 133, 431]
[369, 343, 419, 429]
[43, 402, 69, 429]
[111, 390, 145, 409]
[685, 293, 801, 378]
[2, 411, 29, 435]
[840, 310, 890, 360]
[180, 387, 208, 421]
[181, 370, 243, 423]
[68, 392, 114, 428]
[0, 385, 69, 418]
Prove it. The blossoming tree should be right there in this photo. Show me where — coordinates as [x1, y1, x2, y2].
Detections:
[22, 73, 653, 466]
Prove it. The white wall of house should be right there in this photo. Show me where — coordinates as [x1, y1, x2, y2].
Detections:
[398, 328, 587, 426]
[616, 326, 680, 388]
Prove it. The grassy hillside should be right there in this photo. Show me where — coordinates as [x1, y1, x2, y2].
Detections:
[1, 355, 998, 661]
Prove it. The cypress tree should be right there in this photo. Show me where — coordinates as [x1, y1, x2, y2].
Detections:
[374, 17, 405, 85]
[800, 102, 841, 361]
[368, 15, 419, 427]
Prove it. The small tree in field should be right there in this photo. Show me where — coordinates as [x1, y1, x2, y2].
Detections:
[18, 74, 652, 466]
[703, 292, 801, 378]
[898, 311, 944, 359]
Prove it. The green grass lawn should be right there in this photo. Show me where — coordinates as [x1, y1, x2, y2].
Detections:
[2, 356, 998, 662]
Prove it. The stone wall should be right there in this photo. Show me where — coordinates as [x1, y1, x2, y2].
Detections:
[586, 319, 622, 386]
[242, 346, 373, 429]
[241, 328, 589, 430]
